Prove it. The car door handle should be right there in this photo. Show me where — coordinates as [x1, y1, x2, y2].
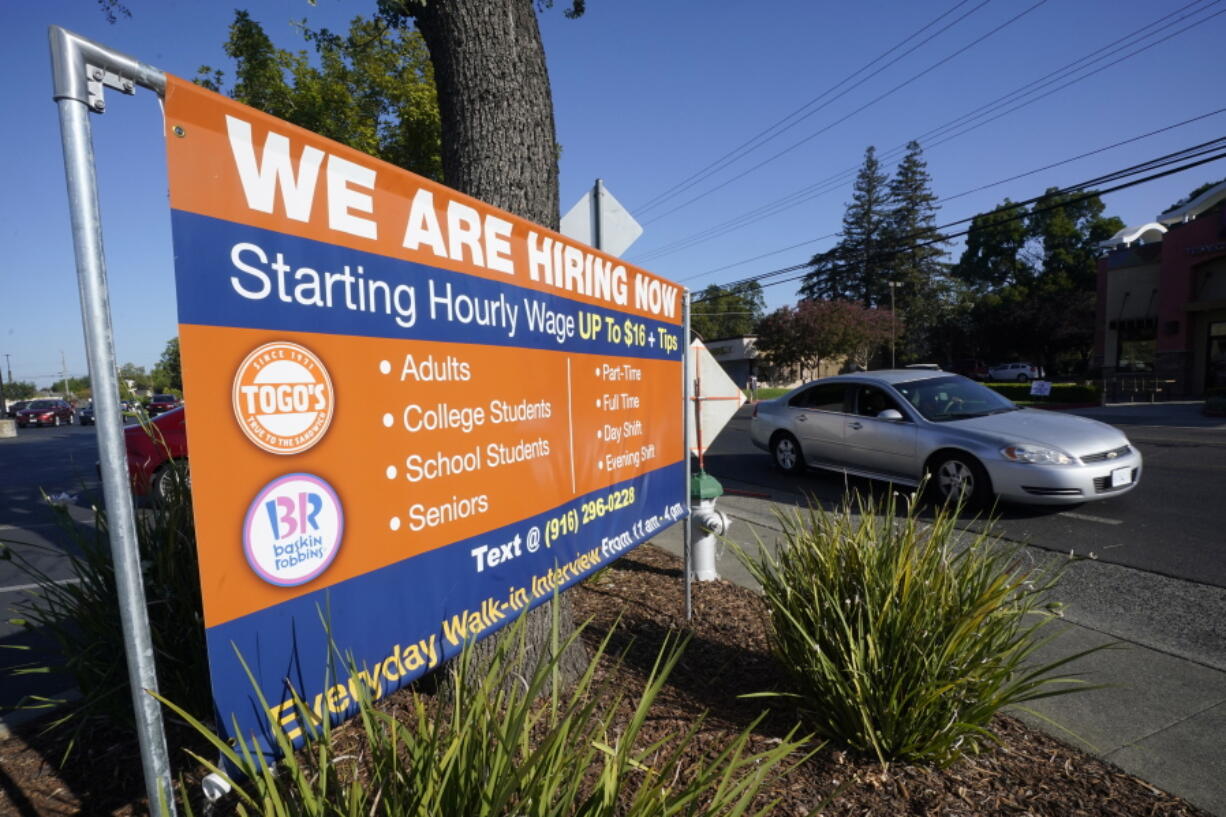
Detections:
[848, 421, 862, 430]
[796, 414, 807, 422]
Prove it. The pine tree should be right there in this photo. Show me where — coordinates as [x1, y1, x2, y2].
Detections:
[884, 141, 949, 359]
[800, 146, 891, 305]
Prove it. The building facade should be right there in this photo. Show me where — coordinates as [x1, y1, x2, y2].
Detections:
[1095, 180, 1226, 397]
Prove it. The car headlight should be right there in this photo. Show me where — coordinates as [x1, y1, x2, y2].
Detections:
[1001, 444, 1073, 465]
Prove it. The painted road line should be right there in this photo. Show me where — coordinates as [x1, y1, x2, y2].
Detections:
[1059, 511, 1123, 526]
[0, 578, 83, 594]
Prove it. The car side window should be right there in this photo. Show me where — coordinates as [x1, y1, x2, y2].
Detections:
[789, 383, 846, 412]
[854, 385, 905, 419]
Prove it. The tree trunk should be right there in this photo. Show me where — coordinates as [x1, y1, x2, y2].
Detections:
[407, 0, 584, 686]
[410, 0, 560, 229]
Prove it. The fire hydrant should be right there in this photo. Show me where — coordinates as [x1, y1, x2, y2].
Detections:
[690, 471, 729, 582]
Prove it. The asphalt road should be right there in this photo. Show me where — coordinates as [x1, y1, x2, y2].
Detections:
[700, 406, 1226, 589]
[0, 423, 104, 711]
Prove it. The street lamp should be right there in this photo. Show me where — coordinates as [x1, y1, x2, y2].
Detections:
[888, 281, 898, 368]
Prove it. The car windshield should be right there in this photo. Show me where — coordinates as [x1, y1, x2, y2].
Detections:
[153, 395, 174, 402]
[28, 400, 55, 409]
[893, 375, 1019, 422]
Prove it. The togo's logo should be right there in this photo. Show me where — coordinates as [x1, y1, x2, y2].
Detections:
[233, 342, 334, 454]
[243, 473, 343, 587]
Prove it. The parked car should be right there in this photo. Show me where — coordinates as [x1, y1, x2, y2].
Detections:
[987, 362, 1044, 382]
[15, 399, 75, 428]
[6, 400, 31, 419]
[78, 403, 95, 426]
[951, 359, 989, 381]
[749, 370, 1142, 507]
[124, 406, 188, 503]
[145, 393, 182, 417]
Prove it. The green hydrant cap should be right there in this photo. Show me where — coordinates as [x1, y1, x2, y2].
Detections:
[690, 470, 724, 501]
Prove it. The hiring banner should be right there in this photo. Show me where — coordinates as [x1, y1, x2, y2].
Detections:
[163, 76, 686, 753]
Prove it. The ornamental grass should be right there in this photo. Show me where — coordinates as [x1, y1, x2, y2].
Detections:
[166, 605, 814, 816]
[737, 490, 1103, 767]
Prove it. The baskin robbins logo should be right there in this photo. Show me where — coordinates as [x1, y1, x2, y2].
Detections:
[244, 473, 344, 586]
[233, 341, 334, 454]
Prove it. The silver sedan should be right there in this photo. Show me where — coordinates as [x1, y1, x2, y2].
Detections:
[749, 370, 1142, 506]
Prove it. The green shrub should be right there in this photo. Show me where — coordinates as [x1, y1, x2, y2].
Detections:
[168, 610, 813, 816]
[736, 492, 1101, 767]
[1, 471, 209, 756]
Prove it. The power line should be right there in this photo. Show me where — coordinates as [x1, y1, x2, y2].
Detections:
[660, 106, 1226, 276]
[634, 0, 989, 215]
[640, 0, 1052, 227]
[632, 1, 1222, 265]
[692, 142, 1226, 302]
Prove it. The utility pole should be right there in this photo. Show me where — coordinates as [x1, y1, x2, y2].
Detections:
[60, 349, 70, 400]
[888, 281, 898, 368]
[4, 353, 11, 384]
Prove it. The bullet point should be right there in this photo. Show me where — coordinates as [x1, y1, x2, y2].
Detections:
[379, 360, 392, 375]
[594, 367, 600, 376]
[386, 465, 397, 479]
[596, 430, 602, 440]
[382, 413, 394, 427]
[595, 398, 601, 408]
[390, 517, 401, 531]
[597, 461, 603, 470]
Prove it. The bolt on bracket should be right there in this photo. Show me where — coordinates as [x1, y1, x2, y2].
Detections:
[84, 62, 137, 112]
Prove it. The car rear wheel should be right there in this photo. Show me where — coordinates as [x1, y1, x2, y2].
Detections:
[929, 453, 992, 508]
[152, 460, 191, 506]
[771, 432, 805, 474]
[1016, 374, 1029, 382]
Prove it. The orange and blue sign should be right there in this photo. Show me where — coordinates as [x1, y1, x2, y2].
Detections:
[163, 76, 686, 755]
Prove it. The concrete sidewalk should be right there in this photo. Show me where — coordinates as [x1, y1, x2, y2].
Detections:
[1068, 400, 1226, 429]
[649, 486, 1226, 816]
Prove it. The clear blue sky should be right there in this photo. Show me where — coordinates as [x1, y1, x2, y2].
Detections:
[4, 0, 1224, 387]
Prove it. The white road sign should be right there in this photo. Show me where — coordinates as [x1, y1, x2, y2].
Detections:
[688, 339, 747, 457]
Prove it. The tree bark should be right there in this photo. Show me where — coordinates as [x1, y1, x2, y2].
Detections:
[406, 0, 585, 686]
[410, 0, 560, 229]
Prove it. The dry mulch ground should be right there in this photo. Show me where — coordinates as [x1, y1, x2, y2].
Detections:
[0, 543, 1209, 816]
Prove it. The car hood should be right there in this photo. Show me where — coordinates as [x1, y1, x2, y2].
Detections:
[949, 409, 1128, 455]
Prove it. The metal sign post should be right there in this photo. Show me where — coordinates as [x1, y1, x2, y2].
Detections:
[682, 294, 692, 621]
[48, 26, 175, 815]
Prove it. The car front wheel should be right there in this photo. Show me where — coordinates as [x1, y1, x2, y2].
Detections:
[771, 433, 805, 474]
[929, 453, 992, 508]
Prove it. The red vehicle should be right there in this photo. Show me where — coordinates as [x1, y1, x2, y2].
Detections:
[124, 407, 188, 502]
[16, 399, 75, 427]
[950, 359, 990, 381]
[145, 393, 183, 417]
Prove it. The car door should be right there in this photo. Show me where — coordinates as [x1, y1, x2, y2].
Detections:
[785, 382, 850, 467]
[842, 384, 918, 478]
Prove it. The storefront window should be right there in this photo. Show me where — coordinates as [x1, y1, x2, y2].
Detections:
[1117, 325, 1155, 373]
[1208, 321, 1226, 389]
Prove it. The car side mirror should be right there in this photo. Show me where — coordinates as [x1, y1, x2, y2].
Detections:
[878, 408, 904, 422]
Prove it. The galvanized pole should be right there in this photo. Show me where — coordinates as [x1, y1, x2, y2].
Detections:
[49, 26, 176, 816]
[592, 178, 604, 252]
[682, 292, 692, 621]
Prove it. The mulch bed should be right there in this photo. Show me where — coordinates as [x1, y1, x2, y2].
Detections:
[0, 543, 1208, 816]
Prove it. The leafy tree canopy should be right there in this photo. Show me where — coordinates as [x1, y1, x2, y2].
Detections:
[755, 299, 896, 380]
[151, 338, 182, 393]
[691, 282, 765, 340]
[2, 381, 37, 401]
[198, 10, 442, 180]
